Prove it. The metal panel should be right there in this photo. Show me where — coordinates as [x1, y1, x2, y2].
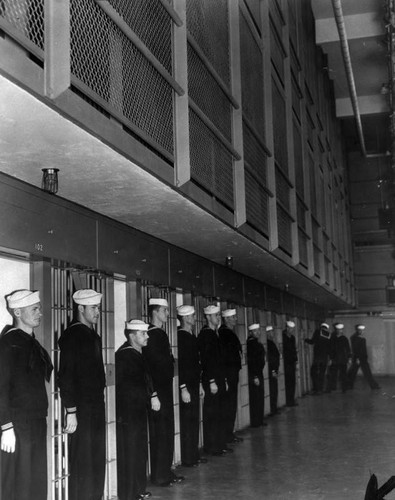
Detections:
[97, 221, 169, 285]
[0, 0, 44, 49]
[265, 285, 283, 313]
[0, 182, 96, 266]
[169, 246, 214, 296]
[243, 277, 265, 309]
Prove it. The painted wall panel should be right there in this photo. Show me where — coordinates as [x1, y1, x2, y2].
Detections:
[169, 247, 214, 297]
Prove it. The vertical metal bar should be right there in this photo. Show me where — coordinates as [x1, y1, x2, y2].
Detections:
[229, 0, 246, 228]
[173, 0, 191, 187]
[44, 0, 71, 99]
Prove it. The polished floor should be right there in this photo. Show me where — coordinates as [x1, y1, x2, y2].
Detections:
[149, 377, 395, 500]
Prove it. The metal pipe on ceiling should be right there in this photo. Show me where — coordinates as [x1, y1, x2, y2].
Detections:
[331, 0, 367, 156]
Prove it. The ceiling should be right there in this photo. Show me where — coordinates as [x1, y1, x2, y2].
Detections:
[0, 1, 391, 311]
[312, 0, 390, 155]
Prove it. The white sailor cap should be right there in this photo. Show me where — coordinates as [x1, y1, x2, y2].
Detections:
[126, 319, 149, 331]
[204, 305, 220, 315]
[177, 305, 195, 316]
[73, 289, 103, 305]
[356, 324, 365, 330]
[7, 290, 40, 309]
[222, 309, 236, 318]
[321, 322, 329, 329]
[266, 325, 273, 332]
[286, 321, 295, 328]
[149, 298, 168, 307]
[334, 323, 344, 330]
[248, 323, 260, 331]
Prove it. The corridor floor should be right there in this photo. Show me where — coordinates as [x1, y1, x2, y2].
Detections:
[150, 377, 395, 500]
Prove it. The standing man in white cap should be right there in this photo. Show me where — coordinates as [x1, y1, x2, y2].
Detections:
[304, 322, 331, 395]
[282, 320, 298, 406]
[0, 289, 52, 500]
[247, 324, 266, 427]
[177, 305, 206, 467]
[58, 288, 106, 500]
[348, 324, 380, 390]
[266, 326, 281, 416]
[326, 323, 351, 393]
[218, 308, 243, 444]
[142, 298, 184, 487]
[116, 319, 157, 500]
[197, 304, 229, 456]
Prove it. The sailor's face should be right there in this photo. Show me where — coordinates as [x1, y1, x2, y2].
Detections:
[16, 302, 42, 330]
[157, 306, 169, 324]
[133, 330, 149, 348]
[80, 304, 100, 326]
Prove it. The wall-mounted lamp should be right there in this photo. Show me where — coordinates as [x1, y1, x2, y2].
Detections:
[225, 256, 233, 268]
[381, 83, 390, 95]
[42, 168, 59, 194]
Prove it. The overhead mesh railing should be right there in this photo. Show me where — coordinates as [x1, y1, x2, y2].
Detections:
[70, 0, 174, 159]
[0, 0, 44, 50]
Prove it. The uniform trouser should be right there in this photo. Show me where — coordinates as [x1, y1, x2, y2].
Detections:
[0, 417, 47, 500]
[223, 372, 239, 441]
[268, 373, 278, 414]
[348, 359, 378, 389]
[148, 390, 175, 484]
[248, 374, 264, 426]
[310, 361, 327, 392]
[179, 386, 200, 465]
[202, 382, 226, 454]
[328, 363, 348, 391]
[117, 416, 148, 500]
[69, 404, 106, 500]
[284, 363, 296, 405]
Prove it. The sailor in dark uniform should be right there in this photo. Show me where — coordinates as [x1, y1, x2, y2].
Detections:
[0, 289, 52, 500]
[304, 322, 331, 394]
[197, 304, 230, 456]
[218, 308, 243, 443]
[58, 289, 106, 500]
[266, 325, 281, 416]
[177, 305, 207, 467]
[282, 320, 298, 406]
[247, 323, 266, 427]
[116, 319, 155, 500]
[348, 324, 380, 390]
[142, 298, 184, 487]
[327, 323, 351, 393]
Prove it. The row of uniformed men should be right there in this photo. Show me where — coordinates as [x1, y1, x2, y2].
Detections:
[0, 288, 291, 500]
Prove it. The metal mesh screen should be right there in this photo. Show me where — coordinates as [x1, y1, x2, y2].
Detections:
[187, 44, 232, 141]
[275, 167, 290, 211]
[272, 80, 288, 173]
[297, 197, 306, 231]
[313, 244, 321, 277]
[70, 0, 174, 156]
[186, 0, 230, 86]
[0, 0, 44, 49]
[189, 109, 234, 209]
[109, 0, 173, 74]
[277, 204, 292, 255]
[298, 228, 308, 268]
[243, 122, 267, 185]
[270, 20, 284, 84]
[240, 8, 265, 134]
[306, 106, 315, 151]
[293, 120, 304, 197]
[245, 169, 269, 236]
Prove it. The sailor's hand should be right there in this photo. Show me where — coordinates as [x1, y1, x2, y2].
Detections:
[210, 381, 218, 394]
[254, 376, 260, 386]
[181, 387, 191, 403]
[1, 428, 16, 453]
[151, 396, 161, 412]
[64, 413, 78, 434]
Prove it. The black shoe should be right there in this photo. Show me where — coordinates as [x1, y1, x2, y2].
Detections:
[181, 462, 198, 467]
[197, 457, 208, 464]
[171, 475, 185, 484]
[371, 385, 381, 390]
[136, 492, 152, 499]
[211, 450, 225, 456]
[222, 447, 234, 453]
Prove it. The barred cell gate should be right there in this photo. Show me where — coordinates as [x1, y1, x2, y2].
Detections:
[50, 264, 117, 500]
